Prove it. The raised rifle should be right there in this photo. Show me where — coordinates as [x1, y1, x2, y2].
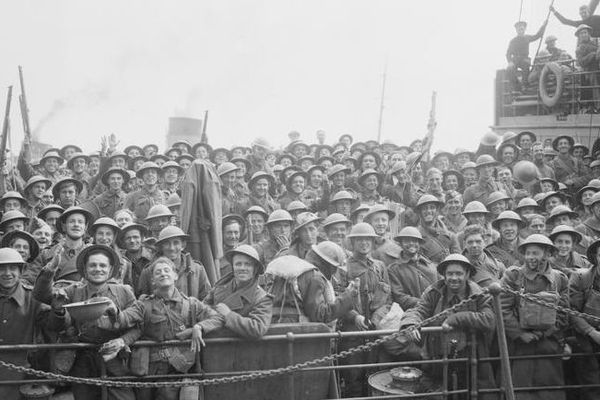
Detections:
[406, 91, 436, 175]
[0, 87, 13, 173]
[18, 66, 32, 143]
[200, 110, 209, 144]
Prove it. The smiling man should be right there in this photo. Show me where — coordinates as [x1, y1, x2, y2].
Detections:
[125, 161, 167, 220]
[416, 194, 460, 264]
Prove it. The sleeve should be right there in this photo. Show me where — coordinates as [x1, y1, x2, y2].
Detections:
[388, 266, 421, 310]
[530, 24, 546, 42]
[196, 264, 212, 301]
[568, 270, 595, 335]
[302, 272, 357, 323]
[203, 288, 216, 306]
[449, 233, 461, 255]
[506, 39, 515, 63]
[553, 11, 580, 28]
[117, 300, 147, 328]
[399, 286, 437, 329]
[223, 295, 273, 339]
[17, 142, 35, 182]
[193, 298, 225, 334]
[592, 0, 600, 14]
[499, 267, 526, 340]
[444, 294, 495, 333]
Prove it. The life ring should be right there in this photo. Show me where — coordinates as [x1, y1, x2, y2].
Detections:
[539, 61, 564, 108]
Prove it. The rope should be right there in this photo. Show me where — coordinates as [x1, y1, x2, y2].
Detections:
[0, 291, 488, 388]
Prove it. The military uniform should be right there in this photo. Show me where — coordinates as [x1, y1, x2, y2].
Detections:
[25, 242, 90, 285]
[486, 238, 524, 269]
[204, 273, 273, 339]
[137, 252, 211, 301]
[253, 239, 289, 266]
[464, 249, 506, 288]
[117, 288, 223, 400]
[387, 252, 438, 310]
[122, 247, 155, 296]
[462, 178, 506, 206]
[93, 189, 127, 219]
[125, 186, 167, 221]
[418, 220, 460, 264]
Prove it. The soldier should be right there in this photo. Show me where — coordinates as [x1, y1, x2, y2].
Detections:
[253, 209, 293, 265]
[53, 177, 83, 208]
[18, 146, 64, 184]
[144, 204, 175, 239]
[66, 153, 93, 200]
[388, 227, 438, 310]
[363, 204, 401, 266]
[548, 225, 591, 276]
[107, 256, 223, 400]
[138, 226, 212, 300]
[204, 245, 272, 339]
[461, 224, 506, 288]
[160, 160, 183, 195]
[0, 191, 27, 214]
[0, 248, 55, 399]
[22, 175, 52, 219]
[415, 195, 460, 263]
[289, 212, 321, 259]
[34, 245, 138, 400]
[244, 205, 269, 245]
[487, 210, 526, 268]
[117, 223, 154, 295]
[124, 161, 167, 220]
[399, 254, 497, 397]
[0, 210, 29, 233]
[532, 142, 556, 179]
[506, 20, 547, 92]
[248, 171, 280, 214]
[500, 234, 569, 400]
[92, 167, 129, 219]
[322, 213, 353, 254]
[219, 214, 245, 276]
[463, 155, 506, 205]
[583, 192, 600, 239]
[552, 134, 588, 191]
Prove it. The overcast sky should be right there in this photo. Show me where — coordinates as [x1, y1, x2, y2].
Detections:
[0, 0, 585, 154]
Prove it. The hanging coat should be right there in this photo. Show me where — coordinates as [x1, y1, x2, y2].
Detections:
[180, 159, 223, 285]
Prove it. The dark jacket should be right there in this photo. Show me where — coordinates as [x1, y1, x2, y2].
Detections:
[387, 252, 439, 310]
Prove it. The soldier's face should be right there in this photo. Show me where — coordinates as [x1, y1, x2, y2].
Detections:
[72, 157, 87, 173]
[142, 169, 159, 186]
[253, 179, 269, 197]
[59, 184, 77, 207]
[545, 196, 563, 213]
[44, 211, 61, 231]
[115, 211, 134, 227]
[94, 226, 115, 246]
[499, 221, 519, 241]
[352, 237, 373, 255]
[222, 171, 237, 188]
[269, 222, 291, 239]
[361, 155, 377, 170]
[223, 223, 241, 247]
[44, 158, 59, 173]
[326, 223, 348, 245]
[123, 230, 142, 251]
[290, 176, 305, 194]
[528, 218, 546, 235]
[363, 175, 379, 191]
[30, 182, 48, 199]
[152, 261, 177, 288]
[369, 213, 389, 236]
[553, 233, 573, 257]
[298, 222, 318, 246]
[444, 175, 459, 191]
[490, 200, 507, 216]
[32, 226, 52, 247]
[582, 190, 596, 206]
[6, 220, 25, 233]
[111, 157, 127, 169]
[0, 265, 21, 289]
[11, 238, 30, 261]
[163, 167, 179, 184]
[335, 200, 352, 217]
[195, 147, 208, 159]
[444, 264, 468, 293]
[573, 148, 584, 158]
[150, 217, 171, 233]
[85, 253, 113, 285]
[464, 234, 484, 258]
[64, 214, 87, 239]
[524, 245, 546, 271]
[580, 6, 590, 19]
[3, 199, 22, 213]
[232, 254, 256, 284]
[248, 214, 265, 235]
[467, 213, 487, 227]
[419, 204, 438, 224]
[160, 238, 185, 261]
[463, 169, 477, 186]
[331, 171, 346, 187]
[108, 173, 124, 191]
[400, 238, 420, 255]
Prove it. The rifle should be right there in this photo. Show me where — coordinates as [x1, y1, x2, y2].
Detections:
[18, 66, 32, 143]
[1, 87, 13, 172]
[200, 110, 209, 144]
[406, 91, 436, 175]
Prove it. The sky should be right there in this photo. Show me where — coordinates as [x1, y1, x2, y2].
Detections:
[0, 0, 586, 154]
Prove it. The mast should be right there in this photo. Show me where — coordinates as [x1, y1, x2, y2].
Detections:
[376, 61, 387, 143]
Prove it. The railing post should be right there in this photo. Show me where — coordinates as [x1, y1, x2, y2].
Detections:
[442, 331, 449, 400]
[100, 355, 108, 400]
[470, 332, 478, 400]
[488, 283, 515, 400]
[286, 332, 295, 400]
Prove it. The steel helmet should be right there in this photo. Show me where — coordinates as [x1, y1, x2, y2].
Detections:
[101, 167, 130, 186]
[515, 197, 541, 212]
[161, 160, 184, 174]
[575, 24, 593, 37]
[590, 191, 600, 207]
[437, 254, 476, 276]
[217, 162, 240, 177]
[480, 132, 500, 146]
[363, 204, 396, 222]
[415, 194, 444, 210]
[89, 217, 121, 236]
[393, 226, 424, 243]
[571, 143, 589, 156]
[51, 177, 83, 200]
[144, 204, 174, 221]
[0, 231, 40, 262]
[243, 205, 268, 220]
[390, 161, 408, 175]
[135, 161, 162, 179]
[331, 190, 354, 203]
[491, 210, 525, 230]
[249, 171, 275, 189]
[357, 168, 381, 186]
[327, 164, 351, 178]
[485, 191, 511, 207]
[496, 143, 520, 162]
[549, 224, 582, 244]
[222, 214, 246, 232]
[518, 234, 557, 254]
[155, 226, 189, 246]
[346, 222, 378, 239]
[540, 191, 568, 207]
[462, 201, 489, 215]
[24, 175, 52, 194]
[0, 191, 26, 207]
[322, 213, 352, 229]
[75, 244, 121, 279]
[0, 247, 27, 266]
[293, 212, 321, 234]
[460, 161, 477, 172]
[311, 241, 347, 269]
[500, 131, 517, 143]
[287, 201, 308, 213]
[225, 244, 264, 274]
[474, 154, 498, 168]
[547, 205, 578, 224]
[588, 239, 600, 266]
[454, 148, 474, 158]
[266, 209, 293, 225]
[166, 193, 182, 208]
[351, 203, 371, 220]
[116, 223, 149, 249]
